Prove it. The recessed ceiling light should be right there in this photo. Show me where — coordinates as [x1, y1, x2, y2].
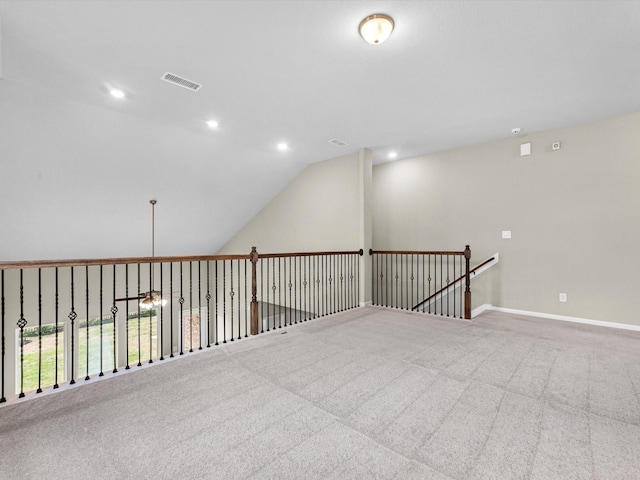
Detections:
[388, 151, 398, 159]
[110, 88, 125, 99]
[277, 143, 289, 151]
[359, 14, 394, 45]
[206, 120, 219, 129]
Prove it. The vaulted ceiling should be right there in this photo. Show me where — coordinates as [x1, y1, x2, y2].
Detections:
[1, 1, 639, 261]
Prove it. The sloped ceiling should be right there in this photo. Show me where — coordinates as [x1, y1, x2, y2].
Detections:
[1, 1, 639, 261]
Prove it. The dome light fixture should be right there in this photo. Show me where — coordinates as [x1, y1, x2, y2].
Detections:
[359, 14, 394, 45]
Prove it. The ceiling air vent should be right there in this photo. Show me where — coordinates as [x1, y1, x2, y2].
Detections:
[328, 138, 349, 148]
[161, 72, 202, 92]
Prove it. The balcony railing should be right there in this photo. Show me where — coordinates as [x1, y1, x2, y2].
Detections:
[0, 248, 363, 402]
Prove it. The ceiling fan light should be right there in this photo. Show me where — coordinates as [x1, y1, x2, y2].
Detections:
[359, 14, 394, 45]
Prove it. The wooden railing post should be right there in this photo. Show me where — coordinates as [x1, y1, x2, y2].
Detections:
[250, 247, 259, 335]
[464, 245, 471, 320]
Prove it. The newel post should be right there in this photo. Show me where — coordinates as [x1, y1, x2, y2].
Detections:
[464, 245, 471, 320]
[250, 247, 260, 335]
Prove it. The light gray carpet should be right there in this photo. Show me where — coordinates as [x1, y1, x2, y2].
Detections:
[1, 306, 640, 479]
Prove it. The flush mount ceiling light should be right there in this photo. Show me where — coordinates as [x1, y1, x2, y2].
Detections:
[277, 142, 289, 151]
[206, 120, 219, 129]
[359, 14, 394, 45]
[388, 151, 398, 159]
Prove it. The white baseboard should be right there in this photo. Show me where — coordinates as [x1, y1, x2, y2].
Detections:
[360, 301, 373, 307]
[475, 304, 640, 332]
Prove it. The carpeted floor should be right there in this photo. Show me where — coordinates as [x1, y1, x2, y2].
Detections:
[1, 306, 640, 479]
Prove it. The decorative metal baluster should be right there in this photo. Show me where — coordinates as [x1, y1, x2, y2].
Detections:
[110, 265, 118, 372]
[69, 267, 77, 383]
[278, 257, 283, 328]
[386, 254, 390, 308]
[244, 259, 248, 337]
[427, 255, 432, 314]
[85, 265, 91, 379]
[288, 257, 293, 325]
[215, 261, 219, 344]
[137, 264, 142, 366]
[328, 257, 333, 314]
[222, 261, 226, 343]
[54, 268, 59, 388]
[189, 261, 194, 351]
[460, 256, 464, 318]
[179, 262, 185, 354]
[160, 263, 165, 359]
[272, 258, 277, 329]
[37, 268, 42, 393]
[303, 256, 307, 319]
[199, 261, 203, 349]
[99, 265, 104, 376]
[453, 255, 457, 318]
[395, 254, 399, 309]
[207, 261, 212, 347]
[170, 263, 175, 357]
[149, 262, 154, 361]
[259, 259, 264, 334]
[17, 270, 27, 397]
[1, 270, 5, 402]
[230, 260, 235, 341]
[125, 264, 130, 368]
[440, 254, 444, 315]
[315, 257, 320, 318]
[294, 256, 298, 324]
[265, 258, 269, 332]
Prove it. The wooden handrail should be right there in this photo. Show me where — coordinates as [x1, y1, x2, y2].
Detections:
[259, 249, 363, 259]
[369, 249, 465, 256]
[0, 253, 251, 270]
[412, 256, 495, 311]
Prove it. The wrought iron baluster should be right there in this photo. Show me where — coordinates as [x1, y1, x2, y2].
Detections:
[244, 259, 248, 337]
[440, 254, 444, 316]
[453, 255, 457, 318]
[137, 264, 142, 366]
[159, 262, 164, 359]
[148, 262, 153, 362]
[260, 259, 264, 334]
[303, 256, 308, 320]
[170, 263, 175, 357]
[229, 260, 235, 341]
[179, 262, 185, 353]
[199, 261, 203, 349]
[288, 257, 293, 325]
[69, 267, 77, 383]
[37, 268, 42, 393]
[125, 264, 130, 368]
[315, 256, 320, 318]
[222, 260, 227, 343]
[54, 268, 60, 388]
[265, 258, 270, 332]
[272, 258, 277, 329]
[237, 259, 241, 339]
[1, 271, 5, 402]
[427, 255, 432, 314]
[99, 265, 104, 376]
[189, 261, 194, 351]
[293, 257, 297, 324]
[278, 257, 282, 329]
[85, 265, 91, 379]
[215, 261, 219, 344]
[111, 265, 118, 372]
[17, 270, 27, 398]
[207, 261, 212, 347]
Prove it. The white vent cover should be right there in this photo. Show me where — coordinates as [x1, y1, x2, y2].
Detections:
[161, 72, 202, 91]
[328, 138, 349, 147]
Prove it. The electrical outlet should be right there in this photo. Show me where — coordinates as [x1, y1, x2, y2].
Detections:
[552, 141, 561, 151]
[502, 231, 511, 239]
[559, 293, 567, 302]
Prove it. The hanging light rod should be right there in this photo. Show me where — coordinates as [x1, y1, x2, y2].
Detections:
[359, 13, 394, 45]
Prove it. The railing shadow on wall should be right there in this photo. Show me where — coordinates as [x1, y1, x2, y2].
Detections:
[0, 248, 363, 403]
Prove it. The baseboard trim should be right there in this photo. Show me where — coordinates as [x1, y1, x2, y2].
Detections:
[475, 304, 640, 332]
[360, 301, 373, 307]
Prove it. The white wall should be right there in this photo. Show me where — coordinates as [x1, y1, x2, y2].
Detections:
[373, 111, 640, 326]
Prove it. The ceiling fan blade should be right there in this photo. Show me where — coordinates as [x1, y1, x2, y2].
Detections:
[114, 295, 145, 302]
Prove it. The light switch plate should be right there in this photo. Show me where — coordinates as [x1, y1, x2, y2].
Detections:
[502, 231, 511, 239]
[559, 293, 567, 302]
[520, 143, 531, 156]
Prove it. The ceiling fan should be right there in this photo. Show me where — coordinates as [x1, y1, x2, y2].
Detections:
[115, 199, 168, 309]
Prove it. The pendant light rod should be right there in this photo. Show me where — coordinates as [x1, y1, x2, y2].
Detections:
[150, 199, 157, 259]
